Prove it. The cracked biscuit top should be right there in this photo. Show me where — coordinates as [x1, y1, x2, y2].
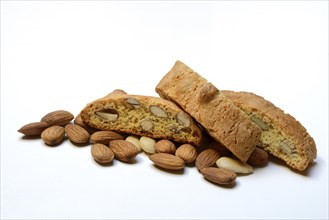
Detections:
[80, 89, 202, 146]
[156, 60, 262, 162]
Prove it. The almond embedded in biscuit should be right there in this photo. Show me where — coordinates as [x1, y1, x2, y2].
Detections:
[222, 90, 317, 171]
[156, 61, 261, 162]
[80, 89, 202, 145]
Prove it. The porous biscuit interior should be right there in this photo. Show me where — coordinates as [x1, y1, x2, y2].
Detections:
[156, 61, 262, 162]
[81, 95, 202, 145]
[248, 112, 306, 170]
[222, 90, 316, 171]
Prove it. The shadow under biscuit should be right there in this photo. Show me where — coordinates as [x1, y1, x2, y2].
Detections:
[269, 154, 316, 176]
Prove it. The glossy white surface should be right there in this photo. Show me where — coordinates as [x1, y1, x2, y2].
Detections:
[1, 1, 328, 219]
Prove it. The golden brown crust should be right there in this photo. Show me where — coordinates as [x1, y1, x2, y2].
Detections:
[222, 90, 317, 171]
[156, 61, 262, 162]
[80, 90, 203, 146]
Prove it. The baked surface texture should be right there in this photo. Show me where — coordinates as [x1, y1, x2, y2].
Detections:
[80, 89, 203, 146]
[156, 60, 262, 162]
[222, 90, 317, 171]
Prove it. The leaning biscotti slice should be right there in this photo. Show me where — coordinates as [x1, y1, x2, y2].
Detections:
[80, 89, 202, 146]
[156, 61, 262, 162]
[222, 90, 317, 171]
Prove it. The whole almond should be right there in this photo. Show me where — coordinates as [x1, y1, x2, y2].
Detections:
[175, 144, 197, 163]
[18, 121, 49, 136]
[109, 140, 139, 162]
[125, 135, 142, 151]
[91, 143, 114, 164]
[216, 157, 253, 174]
[64, 124, 90, 144]
[149, 153, 185, 170]
[74, 114, 98, 134]
[155, 140, 176, 154]
[140, 136, 156, 154]
[41, 125, 65, 146]
[247, 147, 269, 167]
[90, 131, 124, 145]
[195, 148, 221, 171]
[41, 110, 74, 126]
[198, 82, 219, 103]
[200, 167, 237, 185]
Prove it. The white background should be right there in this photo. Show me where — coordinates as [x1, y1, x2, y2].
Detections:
[1, 1, 328, 219]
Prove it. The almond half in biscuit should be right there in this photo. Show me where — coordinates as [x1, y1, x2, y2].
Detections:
[80, 89, 202, 146]
[156, 61, 262, 162]
[222, 90, 316, 171]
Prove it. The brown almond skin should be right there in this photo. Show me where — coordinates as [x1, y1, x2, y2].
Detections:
[155, 140, 176, 154]
[41, 125, 65, 146]
[41, 110, 74, 126]
[91, 143, 114, 163]
[18, 121, 49, 136]
[198, 82, 219, 103]
[149, 153, 185, 170]
[64, 124, 90, 144]
[175, 144, 197, 163]
[90, 131, 124, 145]
[201, 167, 237, 185]
[109, 140, 139, 162]
[247, 147, 269, 167]
[195, 148, 221, 171]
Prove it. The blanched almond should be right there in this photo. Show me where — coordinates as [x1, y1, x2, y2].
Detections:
[126, 135, 142, 152]
[216, 157, 253, 174]
[140, 136, 156, 154]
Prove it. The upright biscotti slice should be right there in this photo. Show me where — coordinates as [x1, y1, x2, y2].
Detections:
[80, 89, 202, 146]
[222, 90, 317, 171]
[156, 61, 262, 162]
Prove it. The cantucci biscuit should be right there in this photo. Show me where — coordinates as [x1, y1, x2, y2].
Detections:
[222, 90, 317, 171]
[156, 61, 262, 162]
[80, 89, 202, 146]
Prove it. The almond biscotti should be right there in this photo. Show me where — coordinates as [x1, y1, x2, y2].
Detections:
[222, 90, 317, 171]
[80, 89, 202, 146]
[156, 61, 262, 162]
